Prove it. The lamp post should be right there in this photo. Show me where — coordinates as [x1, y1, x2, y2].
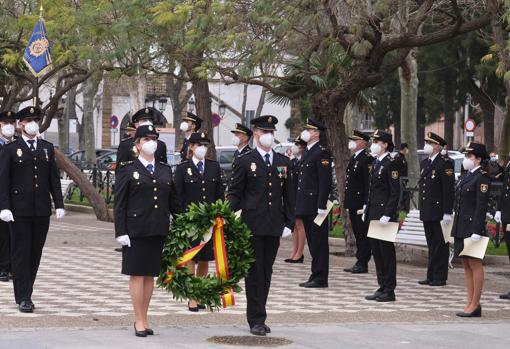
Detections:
[145, 78, 168, 125]
[188, 97, 195, 113]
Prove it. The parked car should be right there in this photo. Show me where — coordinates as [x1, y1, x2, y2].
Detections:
[274, 142, 294, 157]
[68, 149, 115, 167]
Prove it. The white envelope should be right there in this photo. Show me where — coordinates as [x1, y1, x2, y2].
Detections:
[313, 200, 334, 227]
[441, 217, 455, 244]
[460, 236, 490, 259]
[367, 220, 399, 243]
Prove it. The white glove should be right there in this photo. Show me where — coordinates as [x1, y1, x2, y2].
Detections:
[116, 235, 131, 247]
[357, 205, 366, 216]
[56, 208, 66, 220]
[317, 209, 328, 216]
[0, 209, 14, 222]
[495, 211, 502, 224]
[282, 227, 292, 237]
[441, 214, 452, 225]
[470, 234, 481, 242]
[379, 216, 390, 225]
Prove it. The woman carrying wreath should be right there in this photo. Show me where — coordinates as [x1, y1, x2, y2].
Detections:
[114, 124, 182, 337]
[174, 132, 224, 311]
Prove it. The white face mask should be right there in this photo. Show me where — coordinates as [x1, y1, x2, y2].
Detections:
[139, 120, 153, 127]
[423, 143, 434, 155]
[141, 140, 157, 155]
[348, 140, 357, 151]
[232, 135, 241, 146]
[441, 149, 447, 156]
[370, 143, 382, 156]
[463, 157, 475, 171]
[194, 145, 207, 160]
[1, 124, 15, 138]
[24, 121, 39, 136]
[258, 133, 274, 148]
[180, 121, 189, 132]
[291, 145, 301, 156]
[300, 130, 311, 143]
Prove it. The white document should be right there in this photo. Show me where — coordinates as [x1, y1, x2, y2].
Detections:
[367, 220, 399, 243]
[441, 217, 454, 244]
[313, 200, 334, 227]
[506, 223, 510, 232]
[460, 236, 490, 259]
[235, 210, 242, 219]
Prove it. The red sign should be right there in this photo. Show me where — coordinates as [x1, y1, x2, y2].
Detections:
[211, 112, 221, 128]
[464, 118, 476, 132]
[111, 115, 119, 129]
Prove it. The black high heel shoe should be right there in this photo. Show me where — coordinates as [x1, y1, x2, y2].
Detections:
[456, 304, 482, 318]
[134, 323, 147, 337]
[188, 301, 199, 312]
[145, 328, 154, 335]
[197, 304, 206, 310]
[288, 255, 304, 263]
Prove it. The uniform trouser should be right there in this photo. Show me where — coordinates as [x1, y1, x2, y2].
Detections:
[348, 210, 371, 268]
[0, 222, 10, 273]
[10, 216, 50, 304]
[301, 214, 329, 284]
[503, 222, 510, 262]
[423, 221, 449, 282]
[370, 238, 396, 293]
[245, 235, 280, 328]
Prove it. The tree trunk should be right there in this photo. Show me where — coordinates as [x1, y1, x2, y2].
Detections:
[241, 84, 248, 123]
[54, 150, 112, 222]
[443, 72, 455, 147]
[399, 50, 420, 201]
[468, 79, 495, 151]
[83, 73, 101, 164]
[313, 93, 356, 256]
[255, 88, 267, 119]
[58, 103, 69, 154]
[127, 75, 146, 114]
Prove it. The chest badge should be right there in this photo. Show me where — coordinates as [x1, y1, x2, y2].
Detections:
[277, 166, 287, 178]
[43, 148, 49, 161]
[480, 184, 488, 193]
[250, 162, 257, 172]
[187, 167, 193, 176]
[431, 170, 436, 179]
[16, 148, 23, 157]
[379, 166, 384, 175]
[392, 171, 399, 179]
[133, 171, 140, 180]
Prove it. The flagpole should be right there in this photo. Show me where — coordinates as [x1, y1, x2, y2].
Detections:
[31, 6, 44, 108]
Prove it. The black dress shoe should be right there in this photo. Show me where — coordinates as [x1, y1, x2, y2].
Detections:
[188, 302, 199, 312]
[134, 323, 147, 337]
[145, 328, 154, 335]
[264, 324, 271, 333]
[365, 290, 383, 301]
[114, 247, 123, 252]
[351, 266, 368, 274]
[288, 255, 304, 263]
[376, 292, 396, 302]
[418, 279, 430, 285]
[198, 304, 206, 310]
[499, 292, 510, 300]
[0, 271, 8, 282]
[250, 324, 266, 336]
[19, 300, 33, 313]
[456, 305, 482, 318]
[343, 267, 354, 273]
[302, 280, 328, 288]
[299, 280, 312, 287]
[429, 280, 446, 287]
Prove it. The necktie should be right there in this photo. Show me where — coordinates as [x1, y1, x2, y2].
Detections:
[197, 161, 204, 175]
[28, 140, 35, 151]
[264, 153, 271, 166]
[146, 164, 154, 174]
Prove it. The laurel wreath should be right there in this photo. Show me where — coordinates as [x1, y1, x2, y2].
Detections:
[157, 200, 254, 310]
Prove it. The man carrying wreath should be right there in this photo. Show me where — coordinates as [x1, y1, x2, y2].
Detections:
[228, 115, 295, 336]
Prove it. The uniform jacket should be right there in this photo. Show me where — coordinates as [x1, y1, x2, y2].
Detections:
[114, 159, 181, 238]
[498, 161, 510, 223]
[344, 150, 372, 210]
[174, 159, 224, 210]
[227, 149, 295, 236]
[116, 137, 167, 166]
[451, 168, 490, 238]
[232, 145, 251, 170]
[295, 143, 332, 216]
[366, 154, 400, 221]
[0, 137, 64, 217]
[180, 137, 190, 162]
[290, 157, 301, 195]
[418, 154, 455, 222]
[393, 152, 408, 177]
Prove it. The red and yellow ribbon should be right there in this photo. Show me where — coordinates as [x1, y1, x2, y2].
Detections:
[164, 217, 235, 308]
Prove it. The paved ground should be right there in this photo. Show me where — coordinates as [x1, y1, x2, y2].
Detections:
[0, 211, 509, 348]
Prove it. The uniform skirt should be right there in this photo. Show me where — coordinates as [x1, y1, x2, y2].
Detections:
[190, 238, 215, 262]
[453, 237, 480, 260]
[122, 236, 165, 276]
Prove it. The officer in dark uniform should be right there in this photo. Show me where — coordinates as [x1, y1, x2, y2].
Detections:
[451, 142, 490, 317]
[343, 130, 373, 274]
[228, 115, 295, 336]
[179, 112, 202, 162]
[418, 132, 455, 286]
[364, 130, 400, 302]
[0, 106, 65, 313]
[494, 154, 510, 300]
[0, 110, 17, 282]
[174, 132, 223, 311]
[116, 107, 168, 167]
[487, 152, 504, 181]
[231, 123, 252, 169]
[394, 143, 410, 212]
[296, 119, 333, 288]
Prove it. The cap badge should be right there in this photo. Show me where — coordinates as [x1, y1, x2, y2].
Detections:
[148, 125, 153, 131]
[30, 107, 34, 113]
[268, 116, 272, 123]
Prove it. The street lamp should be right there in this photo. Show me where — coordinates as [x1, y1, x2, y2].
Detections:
[219, 100, 226, 117]
[188, 97, 195, 113]
[158, 97, 168, 112]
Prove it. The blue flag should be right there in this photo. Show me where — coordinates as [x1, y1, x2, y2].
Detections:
[23, 17, 52, 77]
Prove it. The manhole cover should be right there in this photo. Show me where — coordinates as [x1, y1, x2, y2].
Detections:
[207, 336, 293, 347]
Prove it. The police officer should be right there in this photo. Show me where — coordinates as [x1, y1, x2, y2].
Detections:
[494, 153, 510, 300]
[0, 106, 65, 313]
[394, 143, 410, 213]
[231, 123, 252, 168]
[228, 115, 295, 336]
[364, 130, 400, 302]
[296, 119, 333, 288]
[114, 125, 181, 336]
[0, 110, 17, 282]
[417, 132, 455, 287]
[174, 132, 223, 311]
[116, 107, 168, 167]
[344, 130, 373, 274]
[451, 142, 490, 317]
[179, 112, 202, 162]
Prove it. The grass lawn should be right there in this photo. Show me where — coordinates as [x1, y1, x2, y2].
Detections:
[486, 240, 509, 256]
[65, 190, 114, 209]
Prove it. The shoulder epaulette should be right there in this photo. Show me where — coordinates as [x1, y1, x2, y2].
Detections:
[159, 161, 170, 167]
[238, 150, 253, 159]
[119, 161, 134, 168]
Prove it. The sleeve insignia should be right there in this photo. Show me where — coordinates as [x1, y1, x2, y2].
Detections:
[321, 159, 330, 167]
[392, 171, 399, 179]
[480, 184, 488, 193]
[445, 169, 453, 176]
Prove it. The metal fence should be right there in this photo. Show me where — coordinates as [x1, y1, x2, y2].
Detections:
[64, 165, 115, 206]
